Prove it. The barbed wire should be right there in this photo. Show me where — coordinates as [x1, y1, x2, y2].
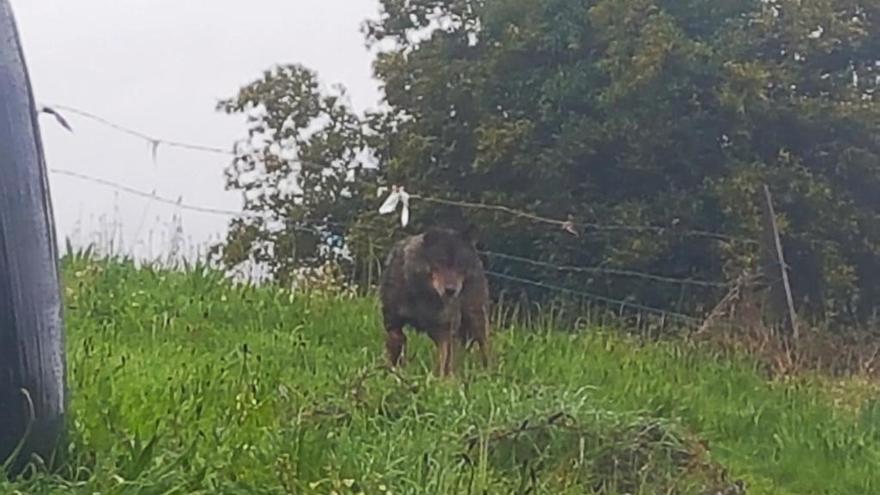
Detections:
[410, 194, 578, 233]
[41, 104, 847, 331]
[482, 251, 730, 288]
[316, 215, 733, 289]
[485, 271, 704, 325]
[413, 194, 758, 245]
[577, 221, 758, 245]
[51, 169, 242, 216]
[43, 104, 234, 156]
[50, 169, 330, 237]
[51, 167, 745, 325]
[42, 103, 760, 245]
[50, 169, 740, 290]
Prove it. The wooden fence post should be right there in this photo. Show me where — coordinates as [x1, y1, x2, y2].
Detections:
[759, 185, 799, 341]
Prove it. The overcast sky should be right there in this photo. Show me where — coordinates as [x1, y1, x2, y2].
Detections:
[13, 0, 381, 260]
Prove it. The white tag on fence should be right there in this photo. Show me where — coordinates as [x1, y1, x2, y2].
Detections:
[378, 185, 411, 227]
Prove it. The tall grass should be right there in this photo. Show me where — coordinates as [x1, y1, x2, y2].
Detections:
[3, 255, 879, 494]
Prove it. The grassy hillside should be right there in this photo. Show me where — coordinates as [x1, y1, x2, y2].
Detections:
[4, 256, 879, 494]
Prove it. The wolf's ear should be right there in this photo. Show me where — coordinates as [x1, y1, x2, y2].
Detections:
[461, 223, 479, 246]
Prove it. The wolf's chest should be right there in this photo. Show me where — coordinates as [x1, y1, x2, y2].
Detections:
[400, 295, 461, 332]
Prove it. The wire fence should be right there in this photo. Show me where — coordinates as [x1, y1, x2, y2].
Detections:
[43, 104, 770, 331]
[481, 250, 730, 289]
[50, 165, 741, 329]
[41, 104, 758, 244]
[486, 271, 704, 325]
[44, 104, 234, 156]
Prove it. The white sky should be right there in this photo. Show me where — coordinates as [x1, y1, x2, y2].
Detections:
[13, 0, 381, 260]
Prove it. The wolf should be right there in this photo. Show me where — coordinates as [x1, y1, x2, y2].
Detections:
[379, 226, 491, 376]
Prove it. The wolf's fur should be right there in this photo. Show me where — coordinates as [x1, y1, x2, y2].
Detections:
[379, 226, 491, 376]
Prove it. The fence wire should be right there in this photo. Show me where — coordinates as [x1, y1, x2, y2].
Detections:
[43, 104, 773, 329]
[42, 103, 759, 245]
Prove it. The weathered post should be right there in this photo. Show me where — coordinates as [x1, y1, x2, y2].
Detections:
[0, 0, 67, 474]
[759, 185, 799, 341]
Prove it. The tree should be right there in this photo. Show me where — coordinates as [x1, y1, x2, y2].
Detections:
[218, 0, 880, 325]
[364, 0, 880, 324]
[211, 65, 377, 285]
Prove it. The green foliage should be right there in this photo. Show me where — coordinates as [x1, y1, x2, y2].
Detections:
[213, 64, 379, 285]
[4, 257, 880, 493]
[218, 1, 880, 323]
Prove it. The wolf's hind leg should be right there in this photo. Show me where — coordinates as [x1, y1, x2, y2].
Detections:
[463, 305, 492, 367]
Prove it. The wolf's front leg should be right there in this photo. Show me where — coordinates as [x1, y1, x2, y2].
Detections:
[429, 330, 455, 377]
[385, 325, 407, 368]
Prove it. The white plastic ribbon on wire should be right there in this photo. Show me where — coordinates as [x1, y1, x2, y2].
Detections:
[378, 185, 411, 226]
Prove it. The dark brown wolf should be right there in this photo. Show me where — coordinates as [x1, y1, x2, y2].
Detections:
[379, 226, 491, 376]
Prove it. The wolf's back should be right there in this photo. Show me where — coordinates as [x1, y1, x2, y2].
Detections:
[379, 236, 415, 303]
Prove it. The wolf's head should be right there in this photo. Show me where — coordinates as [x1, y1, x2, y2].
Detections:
[420, 225, 479, 300]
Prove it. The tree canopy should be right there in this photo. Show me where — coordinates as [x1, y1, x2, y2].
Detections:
[215, 0, 880, 325]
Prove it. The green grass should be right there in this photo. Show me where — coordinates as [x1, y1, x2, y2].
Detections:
[4, 256, 880, 494]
